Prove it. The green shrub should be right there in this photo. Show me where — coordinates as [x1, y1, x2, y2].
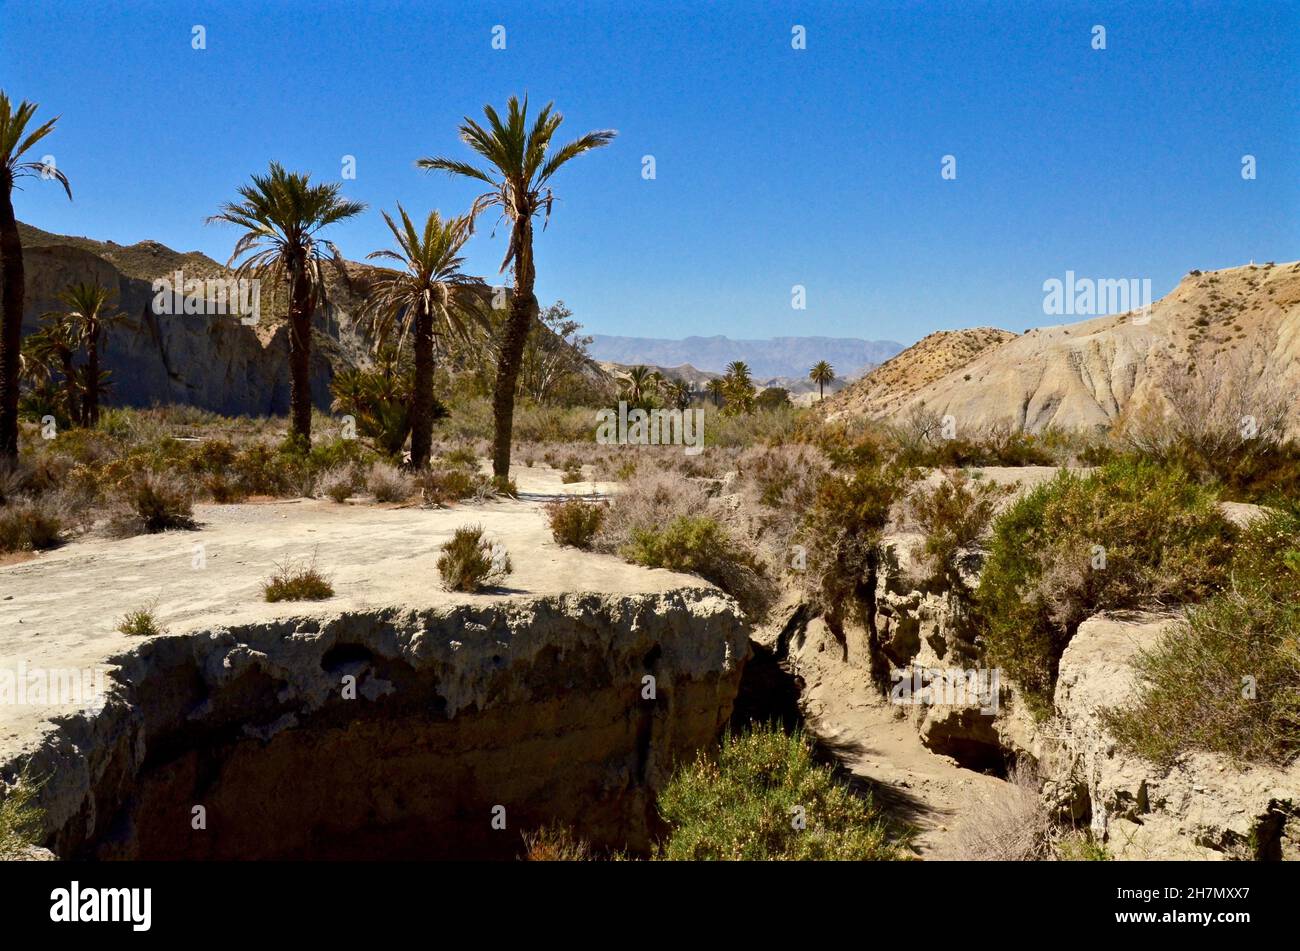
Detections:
[978, 460, 1235, 714]
[437, 525, 512, 592]
[1102, 509, 1300, 766]
[907, 470, 1008, 586]
[546, 498, 606, 548]
[0, 777, 44, 859]
[801, 462, 912, 617]
[263, 559, 334, 602]
[117, 604, 163, 636]
[624, 515, 767, 614]
[654, 724, 907, 860]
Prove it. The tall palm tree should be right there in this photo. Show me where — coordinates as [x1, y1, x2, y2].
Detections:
[208, 162, 365, 444]
[418, 95, 615, 478]
[723, 360, 755, 415]
[705, 378, 726, 408]
[623, 365, 654, 405]
[724, 360, 753, 388]
[809, 360, 835, 401]
[363, 205, 484, 468]
[0, 93, 71, 462]
[55, 282, 123, 426]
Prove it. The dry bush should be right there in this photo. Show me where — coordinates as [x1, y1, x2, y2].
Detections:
[520, 824, 597, 861]
[437, 525, 512, 592]
[318, 466, 358, 503]
[263, 558, 334, 602]
[546, 498, 606, 549]
[597, 466, 714, 553]
[952, 768, 1055, 861]
[106, 471, 196, 537]
[367, 462, 413, 503]
[414, 466, 488, 506]
[0, 496, 64, 552]
[905, 470, 1009, 586]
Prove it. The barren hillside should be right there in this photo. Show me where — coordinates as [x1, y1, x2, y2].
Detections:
[828, 261, 1300, 433]
[828, 327, 1018, 419]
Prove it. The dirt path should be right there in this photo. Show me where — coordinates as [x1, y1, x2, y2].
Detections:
[788, 624, 1009, 860]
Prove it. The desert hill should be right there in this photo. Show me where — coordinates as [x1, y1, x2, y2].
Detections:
[828, 261, 1300, 434]
[829, 327, 1018, 419]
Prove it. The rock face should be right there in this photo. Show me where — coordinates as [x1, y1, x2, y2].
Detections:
[9, 591, 748, 859]
[16, 223, 365, 417]
[1008, 613, 1300, 860]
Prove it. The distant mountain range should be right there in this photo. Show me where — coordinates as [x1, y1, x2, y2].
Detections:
[587, 335, 904, 381]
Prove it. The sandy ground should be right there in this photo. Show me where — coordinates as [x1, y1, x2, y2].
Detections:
[0, 464, 698, 761]
[780, 612, 1012, 860]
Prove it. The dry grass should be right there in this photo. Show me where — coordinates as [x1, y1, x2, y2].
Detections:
[0, 496, 64, 552]
[106, 471, 196, 537]
[952, 768, 1055, 861]
[367, 462, 413, 503]
[117, 603, 164, 636]
[263, 558, 334, 602]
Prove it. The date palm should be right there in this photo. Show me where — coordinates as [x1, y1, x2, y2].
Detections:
[0, 93, 72, 461]
[57, 282, 126, 426]
[418, 95, 615, 478]
[705, 378, 726, 409]
[27, 310, 80, 423]
[363, 205, 484, 468]
[809, 360, 835, 401]
[622, 365, 654, 405]
[208, 162, 365, 444]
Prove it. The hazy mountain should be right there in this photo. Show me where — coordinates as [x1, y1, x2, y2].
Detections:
[588, 335, 904, 380]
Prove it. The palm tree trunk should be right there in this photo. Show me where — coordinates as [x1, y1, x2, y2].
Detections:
[60, 348, 79, 426]
[84, 322, 100, 427]
[408, 302, 435, 469]
[288, 268, 313, 443]
[491, 219, 535, 479]
[819, 381, 824, 401]
[0, 188, 24, 462]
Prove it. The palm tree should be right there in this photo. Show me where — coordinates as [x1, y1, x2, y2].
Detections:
[622, 365, 654, 405]
[724, 360, 753, 387]
[363, 206, 484, 468]
[55, 282, 123, 426]
[809, 360, 835, 401]
[418, 95, 615, 478]
[664, 379, 691, 411]
[705, 378, 726, 408]
[28, 310, 79, 423]
[0, 93, 71, 462]
[723, 361, 755, 415]
[208, 162, 365, 444]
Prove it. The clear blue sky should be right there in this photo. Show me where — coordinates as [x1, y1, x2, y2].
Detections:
[2, 0, 1296, 345]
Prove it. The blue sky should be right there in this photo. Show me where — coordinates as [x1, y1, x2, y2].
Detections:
[2, 0, 1296, 345]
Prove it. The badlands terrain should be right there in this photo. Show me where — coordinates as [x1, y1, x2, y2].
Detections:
[2, 226, 1299, 861]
